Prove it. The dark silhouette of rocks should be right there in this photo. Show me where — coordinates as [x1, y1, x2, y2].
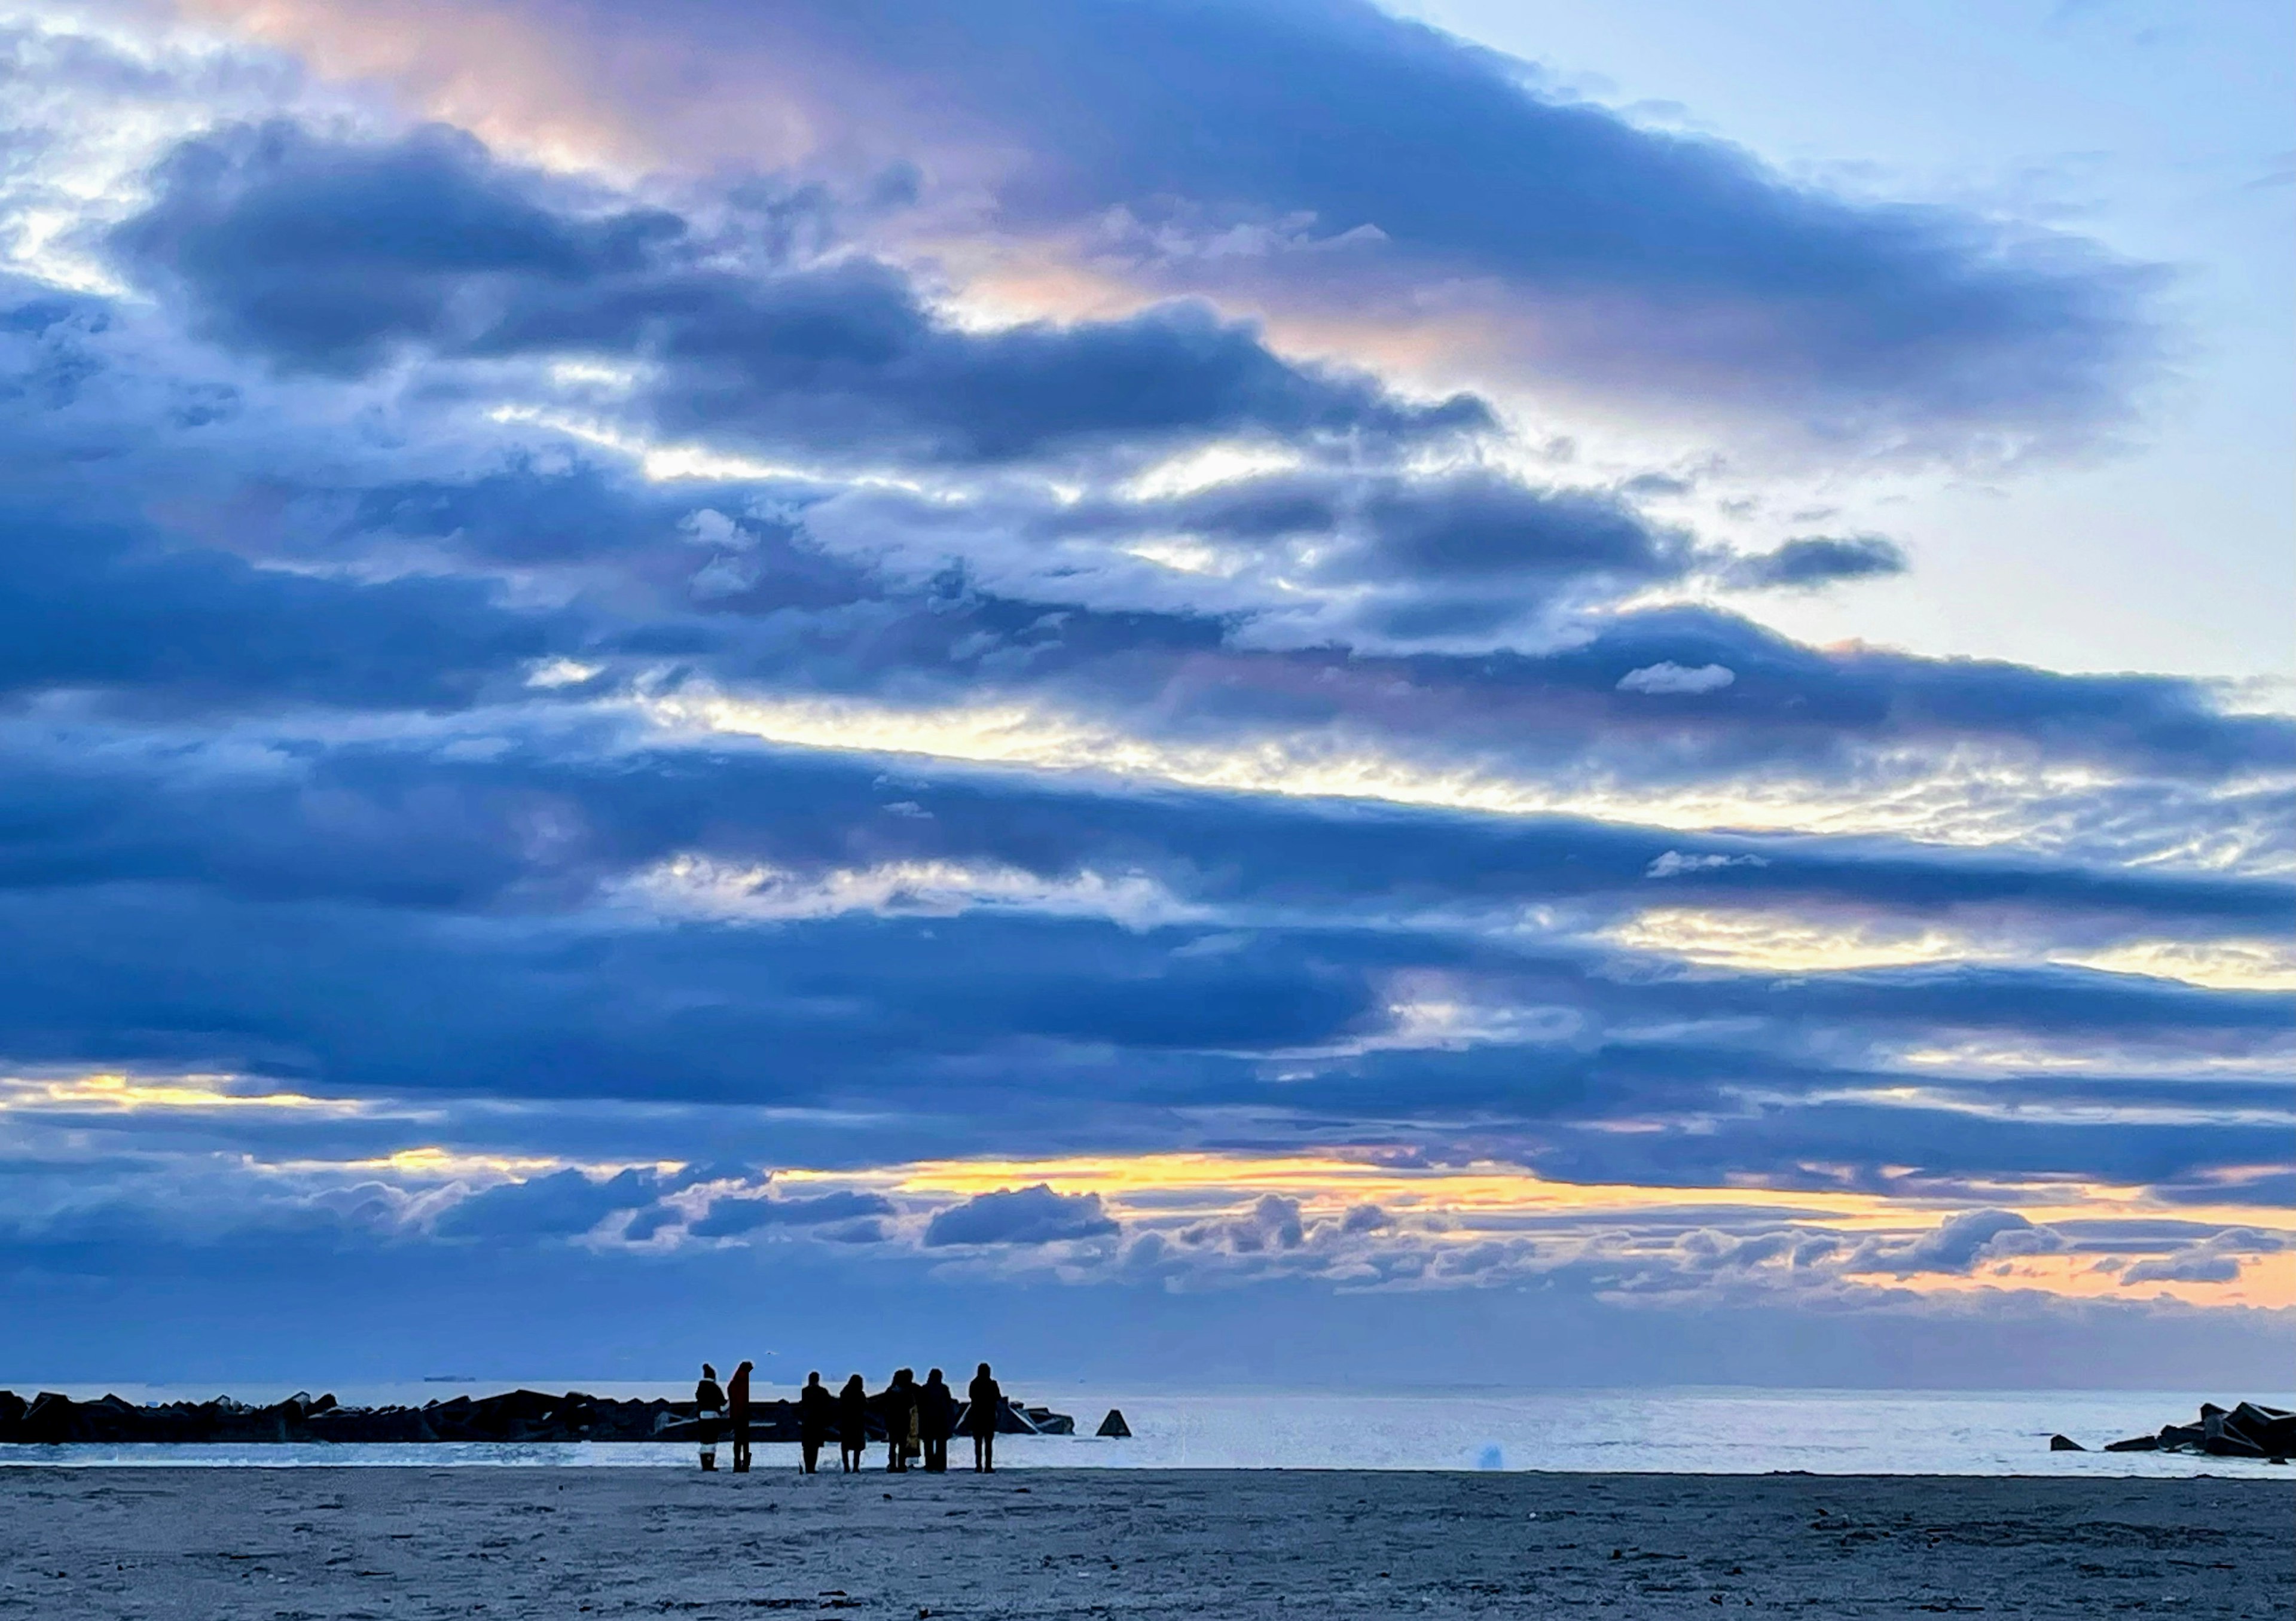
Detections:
[2046, 1433, 2083, 1451]
[0, 1387, 1074, 1446]
[1096, 1408, 1132, 1438]
[2095, 1400, 2292, 1462]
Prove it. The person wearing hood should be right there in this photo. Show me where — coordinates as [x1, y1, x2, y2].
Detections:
[726, 1360, 754, 1473]
[836, 1374, 869, 1473]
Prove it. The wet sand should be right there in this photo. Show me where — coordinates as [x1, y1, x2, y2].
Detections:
[2, 1465, 2286, 1617]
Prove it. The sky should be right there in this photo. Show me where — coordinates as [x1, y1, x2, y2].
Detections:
[0, 0, 2288, 1390]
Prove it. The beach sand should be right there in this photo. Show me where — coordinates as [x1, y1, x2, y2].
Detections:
[2, 1466, 2286, 1617]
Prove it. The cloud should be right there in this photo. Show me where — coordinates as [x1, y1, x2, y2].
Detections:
[2120, 1249, 2242, 1286]
[1726, 535, 1908, 591]
[689, 1189, 894, 1237]
[0, 506, 565, 712]
[2120, 1229, 2283, 1287]
[784, 465, 1697, 655]
[433, 1168, 661, 1240]
[178, 0, 2160, 453]
[1617, 662, 1736, 695]
[1857, 1208, 2067, 1276]
[0, 2, 2278, 1383]
[1180, 1194, 1307, 1254]
[922, 1183, 1119, 1246]
[1645, 851, 1771, 878]
[112, 121, 681, 375]
[114, 119, 1487, 465]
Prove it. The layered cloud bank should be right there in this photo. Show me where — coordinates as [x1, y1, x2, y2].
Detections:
[0, 2, 2286, 1383]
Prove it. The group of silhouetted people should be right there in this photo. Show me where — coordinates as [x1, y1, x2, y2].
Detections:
[691, 1361, 1006, 1475]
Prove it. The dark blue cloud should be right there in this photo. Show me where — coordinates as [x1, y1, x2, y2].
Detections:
[0, 849, 2280, 1204]
[651, 464, 2291, 774]
[0, 508, 567, 712]
[1726, 534, 1908, 590]
[923, 1184, 1117, 1245]
[433, 1168, 662, 1240]
[689, 1190, 895, 1237]
[532, 0, 2157, 445]
[1864, 1208, 2058, 1274]
[114, 121, 682, 376]
[119, 734, 2296, 927]
[1130, 471, 1681, 586]
[114, 120, 1486, 464]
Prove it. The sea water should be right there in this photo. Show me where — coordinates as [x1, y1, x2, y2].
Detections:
[4, 1385, 2289, 1474]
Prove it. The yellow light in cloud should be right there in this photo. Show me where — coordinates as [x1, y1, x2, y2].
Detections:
[1884, 1250, 2296, 1311]
[779, 1149, 2296, 1311]
[1611, 907, 2296, 993]
[0, 1071, 365, 1116]
[640, 685, 2199, 852]
[255, 1146, 685, 1182]
[1607, 908, 1971, 973]
[2063, 939, 2296, 993]
[810, 1150, 1928, 1226]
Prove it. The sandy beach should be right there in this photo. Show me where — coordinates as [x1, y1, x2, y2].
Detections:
[3, 1466, 2286, 1618]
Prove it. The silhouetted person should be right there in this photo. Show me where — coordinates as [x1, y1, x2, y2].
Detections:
[967, 1362, 1003, 1473]
[919, 1368, 955, 1473]
[880, 1368, 918, 1473]
[798, 1371, 833, 1474]
[837, 1374, 869, 1472]
[727, 1360, 754, 1473]
[694, 1363, 725, 1473]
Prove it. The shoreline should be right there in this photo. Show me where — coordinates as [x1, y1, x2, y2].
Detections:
[4, 1387, 2287, 1477]
[4, 1447, 2293, 1478]
[8, 1466, 2289, 1617]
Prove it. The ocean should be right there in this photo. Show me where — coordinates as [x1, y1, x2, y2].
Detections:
[4, 1385, 2288, 1475]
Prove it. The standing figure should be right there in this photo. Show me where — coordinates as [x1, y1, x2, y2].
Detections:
[798, 1371, 833, 1475]
[966, 1361, 1003, 1474]
[881, 1368, 918, 1473]
[918, 1368, 955, 1473]
[694, 1363, 726, 1473]
[727, 1360, 754, 1473]
[836, 1374, 869, 1473]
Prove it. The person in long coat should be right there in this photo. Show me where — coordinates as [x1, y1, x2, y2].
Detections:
[726, 1360, 754, 1474]
[918, 1369, 955, 1473]
[798, 1371, 833, 1475]
[878, 1369, 918, 1473]
[966, 1362, 1003, 1473]
[836, 1374, 869, 1473]
[694, 1363, 725, 1473]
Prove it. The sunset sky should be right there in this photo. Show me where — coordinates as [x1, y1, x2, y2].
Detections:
[0, 0, 2288, 1388]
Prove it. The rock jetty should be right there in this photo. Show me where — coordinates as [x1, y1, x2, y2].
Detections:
[2094, 1401, 2292, 1462]
[0, 1388, 1072, 1445]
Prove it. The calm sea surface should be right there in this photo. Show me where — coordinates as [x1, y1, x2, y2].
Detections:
[3, 1385, 2288, 1476]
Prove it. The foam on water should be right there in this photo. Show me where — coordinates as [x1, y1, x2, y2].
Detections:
[3, 1387, 2288, 1475]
